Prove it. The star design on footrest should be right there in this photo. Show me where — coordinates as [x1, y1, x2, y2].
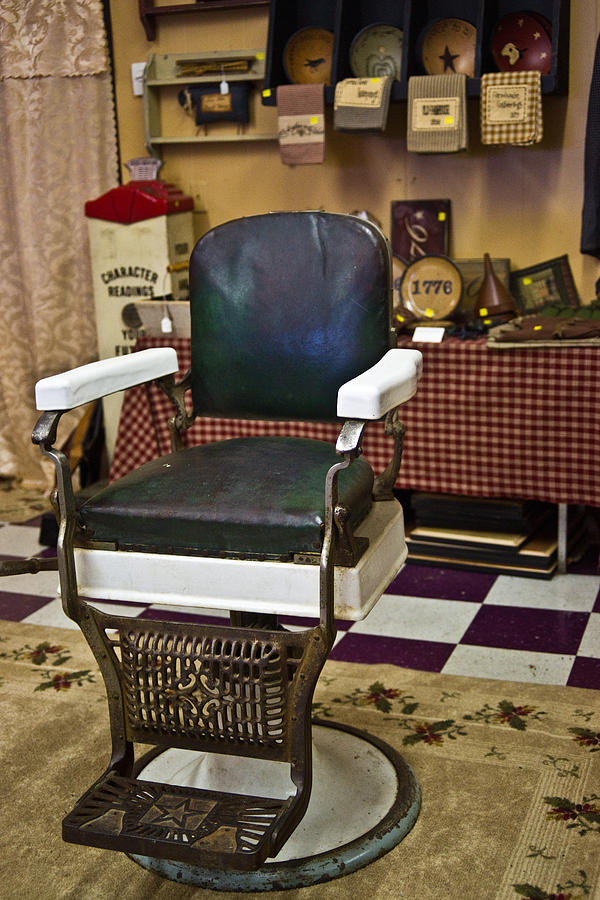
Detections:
[140, 794, 216, 831]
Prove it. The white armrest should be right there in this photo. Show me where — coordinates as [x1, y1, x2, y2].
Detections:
[337, 349, 423, 420]
[35, 347, 179, 411]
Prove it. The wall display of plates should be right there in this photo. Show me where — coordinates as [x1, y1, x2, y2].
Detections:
[262, 1, 569, 105]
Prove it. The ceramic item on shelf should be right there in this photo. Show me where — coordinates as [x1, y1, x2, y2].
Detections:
[420, 18, 477, 77]
[491, 12, 552, 75]
[283, 28, 334, 84]
[399, 255, 463, 320]
[350, 24, 403, 80]
[477, 253, 518, 323]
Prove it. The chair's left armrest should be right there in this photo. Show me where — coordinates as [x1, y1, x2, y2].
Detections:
[336, 348, 423, 420]
[35, 347, 179, 411]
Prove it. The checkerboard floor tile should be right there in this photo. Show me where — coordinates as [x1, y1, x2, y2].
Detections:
[1, 519, 599, 689]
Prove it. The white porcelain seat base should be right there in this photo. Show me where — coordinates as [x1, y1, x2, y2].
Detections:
[72, 499, 406, 621]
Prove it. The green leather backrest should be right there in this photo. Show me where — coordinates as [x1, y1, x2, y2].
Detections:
[189, 211, 394, 421]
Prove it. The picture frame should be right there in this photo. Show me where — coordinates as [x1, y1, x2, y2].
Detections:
[391, 199, 451, 264]
[509, 255, 580, 314]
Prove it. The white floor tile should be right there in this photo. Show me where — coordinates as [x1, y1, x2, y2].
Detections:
[0, 523, 47, 558]
[22, 597, 79, 630]
[0, 569, 59, 598]
[483, 573, 600, 612]
[352, 593, 479, 644]
[442, 644, 574, 685]
[577, 612, 600, 659]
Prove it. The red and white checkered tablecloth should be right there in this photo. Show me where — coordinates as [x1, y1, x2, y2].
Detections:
[109, 336, 600, 507]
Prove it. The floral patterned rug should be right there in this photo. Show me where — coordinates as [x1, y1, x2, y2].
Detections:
[0, 478, 50, 523]
[0, 617, 598, 900]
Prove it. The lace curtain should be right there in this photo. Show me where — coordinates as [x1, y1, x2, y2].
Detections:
[0, 0, 118, 487]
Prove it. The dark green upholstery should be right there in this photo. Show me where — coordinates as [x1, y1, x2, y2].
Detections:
[82, 213, 394, 560]
[80, 437, 374, 558]
[189, 212, 393, 420]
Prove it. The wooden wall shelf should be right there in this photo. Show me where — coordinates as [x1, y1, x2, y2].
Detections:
[143, 51, 278, 152]
[138, 0, 268, 42]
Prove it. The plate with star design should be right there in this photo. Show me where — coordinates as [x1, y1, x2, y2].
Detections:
[420, 18, 477, 77]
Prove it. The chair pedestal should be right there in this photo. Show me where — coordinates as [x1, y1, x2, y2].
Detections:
[129, 720, 420, 891]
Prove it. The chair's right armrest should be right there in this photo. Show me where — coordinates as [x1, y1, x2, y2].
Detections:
[336, 348, 423, 420]
[35, 347, 179, 411]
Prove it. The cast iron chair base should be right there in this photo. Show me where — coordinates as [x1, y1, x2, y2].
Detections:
[128, 720, 421, 892]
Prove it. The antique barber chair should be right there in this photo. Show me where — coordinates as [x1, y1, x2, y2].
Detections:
[26, 212, 423, 890]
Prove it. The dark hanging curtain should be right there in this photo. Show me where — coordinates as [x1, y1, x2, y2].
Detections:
[581, 33, 600, 260]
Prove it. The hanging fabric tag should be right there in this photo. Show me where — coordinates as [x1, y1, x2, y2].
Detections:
[333, 77, 392, 131]
[480, 71, 543, 145]
[407, 74, 467, 153]
[277, 84, 325, 165]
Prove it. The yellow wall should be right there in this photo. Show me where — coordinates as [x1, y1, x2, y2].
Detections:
[109, 2, 600, 301]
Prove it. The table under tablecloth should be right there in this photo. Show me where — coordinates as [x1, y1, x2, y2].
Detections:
[109, 336, 600, 507]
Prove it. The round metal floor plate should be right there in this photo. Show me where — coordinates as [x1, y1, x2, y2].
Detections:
[129, 720, 421, 891]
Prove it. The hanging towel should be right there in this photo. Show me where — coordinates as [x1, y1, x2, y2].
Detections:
[407, 74, 467, 153]
[333, 76, 392, 131]
[480, 71, 542, 146]
[581, 32, 600, 258]
[277, 84, 325, 165]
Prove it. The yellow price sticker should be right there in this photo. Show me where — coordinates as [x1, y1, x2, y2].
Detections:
[438, 212, 446, 221]
[262, 89, 271, 98]
[523, 276, 532, 285]
[479, 307, 488, 317]
[310, 116, 319, 124]
[534, 324, 543, 330]
[445, 116, 454, 125]
[370, 78, 381, 83]
[256, 52, 265, 60]
[396, 314, 405, 323]
[425, 308, 435, 318]
[484, 319, 492, 325]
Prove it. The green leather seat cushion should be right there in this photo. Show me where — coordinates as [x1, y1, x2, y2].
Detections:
[79, 437, 374, 558]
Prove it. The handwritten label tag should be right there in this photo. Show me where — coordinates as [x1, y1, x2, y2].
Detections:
[412, 97, 459, 130]
[201, 93, 233, 114]
[486, 84, 528, 123]
[412, 326, 445, 343]
[334, 78, 385, 109]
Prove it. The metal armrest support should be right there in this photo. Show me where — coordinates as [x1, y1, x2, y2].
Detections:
[336, 349, 421, 501]
[373, 409, 406, 501]
[30, 351, 177, 621]
[156, 369, 195, 451]
[319, 419, 368, 643]
[31, 409, 80, 621]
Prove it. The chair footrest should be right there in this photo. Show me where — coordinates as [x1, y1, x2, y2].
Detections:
[63, 770, 296, 870]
